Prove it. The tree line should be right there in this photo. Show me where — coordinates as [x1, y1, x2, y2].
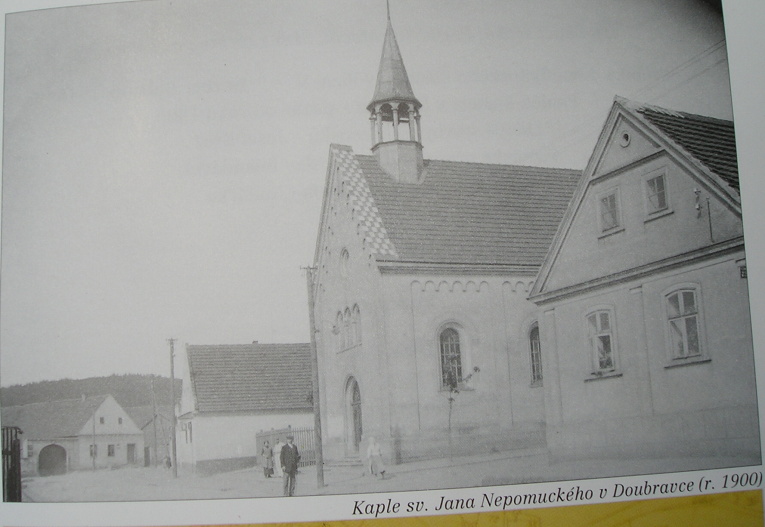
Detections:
[0, 374, 182, 409]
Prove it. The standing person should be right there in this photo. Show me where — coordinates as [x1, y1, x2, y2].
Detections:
[272, 439, 284, 477]
[280, 434, 300, 496]
[366, 437, 386, 479]
[261, 440, 274, 478]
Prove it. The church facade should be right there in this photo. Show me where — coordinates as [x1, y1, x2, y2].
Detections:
[311, 14, 759, 466]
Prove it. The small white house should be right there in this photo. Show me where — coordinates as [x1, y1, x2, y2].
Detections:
[1, 394, 144, 475]
[177, 342, 314, 474]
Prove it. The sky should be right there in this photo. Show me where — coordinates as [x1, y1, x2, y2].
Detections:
[0, 0, 738, 387]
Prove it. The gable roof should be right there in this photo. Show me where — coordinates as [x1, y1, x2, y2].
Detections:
[124, 405, 173, 430]
[323, 145, 580, 270]
[530, 97, 741, 300]
[1, 395, 109, 440]
[624, 99, 739, 190]
[186, 343, 312, 414]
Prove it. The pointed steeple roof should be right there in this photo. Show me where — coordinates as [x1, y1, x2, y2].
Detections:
[367, 15, 421, 111]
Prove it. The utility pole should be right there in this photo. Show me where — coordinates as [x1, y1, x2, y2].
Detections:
[303, 266, 324, 487]
[167, 338, 178, 478]
[151, 378, 159, 467]
[92, 400, 96, 471]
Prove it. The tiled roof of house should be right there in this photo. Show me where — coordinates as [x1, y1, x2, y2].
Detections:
[124, 405, 172, 430]
[633, 104, 739, 191]
[1, 395, 108, 440]
[353, 155, 581, 267]
[186, 343, 313, 414]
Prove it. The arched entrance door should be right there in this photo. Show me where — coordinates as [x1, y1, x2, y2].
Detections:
[38, 444, 67, 476]
[345, 378, 363, 453]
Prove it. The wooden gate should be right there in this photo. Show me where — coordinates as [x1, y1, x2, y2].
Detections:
[2, 426, 22, 502]
[256, 426, 315, 468]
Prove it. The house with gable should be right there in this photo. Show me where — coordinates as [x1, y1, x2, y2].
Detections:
[528, 97, 760, 462]
[312, 13, 580, 463]
[1, 394, 144, 475]
[177, 342, 313, 474]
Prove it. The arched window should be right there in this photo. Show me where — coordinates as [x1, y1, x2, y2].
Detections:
[529, 323, 543, 385]
[340, 249, 350, 278]
[439, 328, 463, 389]
[335, 311, 344, 352]
[343, 308, 352, 349]
[352, 304, 361, 345]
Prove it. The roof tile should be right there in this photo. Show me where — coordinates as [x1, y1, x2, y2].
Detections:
[635, 105, 739, 190]
[353, 155, 580, 266]
[187, 343, 313, 414]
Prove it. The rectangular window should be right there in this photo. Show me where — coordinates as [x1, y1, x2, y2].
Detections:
[646, 174, 667, 213]
[588, 311, 615, 372]
[667, 290, 701, 359]
[27, 442, 34, 458]
[118, 417, 123, 425]
[599, 191, 619, 232]
[90, 444, 97, 458]
[107, 444, 115, 457]
[99, 416, 105, 424]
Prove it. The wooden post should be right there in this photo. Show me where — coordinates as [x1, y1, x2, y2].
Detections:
[304, 266, 325, 487]
[168, 338, 178, 478]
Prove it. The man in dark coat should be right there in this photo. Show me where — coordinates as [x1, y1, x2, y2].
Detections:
[280, 434, 300, 496]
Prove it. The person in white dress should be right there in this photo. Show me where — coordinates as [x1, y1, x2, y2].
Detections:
[366, 437, 386, 479]
[272, 439, 284, 477]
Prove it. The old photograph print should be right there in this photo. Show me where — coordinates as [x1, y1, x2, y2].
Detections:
[0, 0, 760, 504]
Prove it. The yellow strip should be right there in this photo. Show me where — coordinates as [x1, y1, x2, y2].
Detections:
[205, 490, 763, 527]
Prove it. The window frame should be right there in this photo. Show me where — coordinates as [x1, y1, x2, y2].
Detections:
[439, 327, 464, 391]
[662, 284, 709, 367]
[351, 304, 361, 346]
[596, 187, 623, 236]
[585, 306, 620, 379]
[335, 311, 344, 352]
[435, 322, 472, 392]
[643, 168, 672, 220]
[339, 248, 350, 278]
[529, 323, 543, 386]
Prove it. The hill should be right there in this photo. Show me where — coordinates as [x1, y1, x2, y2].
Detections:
[0, 374, 182, 409]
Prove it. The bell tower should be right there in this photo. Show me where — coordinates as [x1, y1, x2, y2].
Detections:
[367, 3, 423, 183]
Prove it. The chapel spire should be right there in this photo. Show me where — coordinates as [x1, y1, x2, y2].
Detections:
[367, 3, 423, 183]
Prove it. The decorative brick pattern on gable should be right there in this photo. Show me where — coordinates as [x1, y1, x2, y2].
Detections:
[331, 145, 398, 258]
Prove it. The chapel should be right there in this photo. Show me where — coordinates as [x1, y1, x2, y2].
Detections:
[312, 10, 579, 462]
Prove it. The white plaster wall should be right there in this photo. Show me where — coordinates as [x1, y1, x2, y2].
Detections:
[74, 434, 144, 469]
[547, 151, 744, 292]
[186, 412, 312, 462]
[381, 274, 545, 438]
[542, 252, 758, 459]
